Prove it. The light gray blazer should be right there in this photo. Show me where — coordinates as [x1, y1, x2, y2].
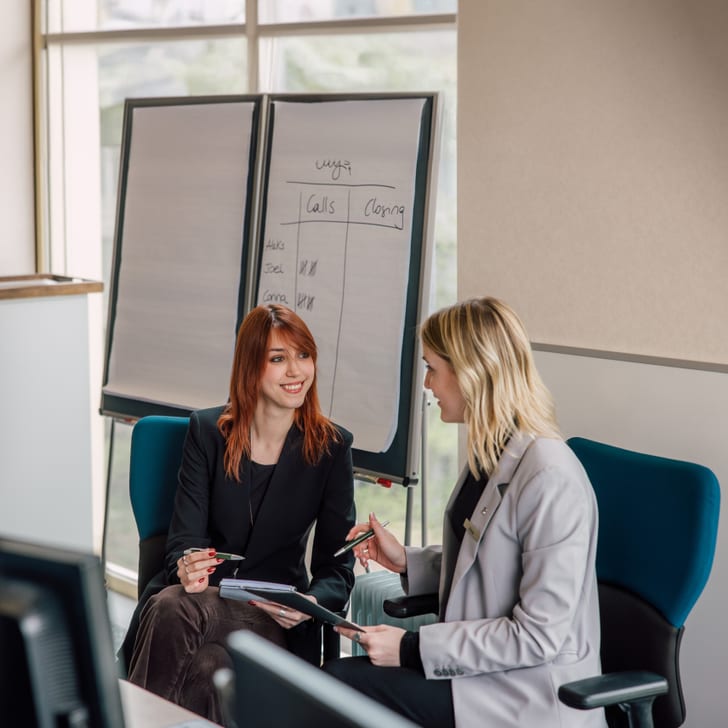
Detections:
[404, 433, 608, 728]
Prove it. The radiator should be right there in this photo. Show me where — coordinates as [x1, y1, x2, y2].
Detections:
[349, 571, 438, 656]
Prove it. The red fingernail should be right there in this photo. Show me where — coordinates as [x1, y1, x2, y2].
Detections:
[207, 567, 215, 573]
[216, 558, 224, 563]
[248, 600, 256, 606]
[209, 551, 216, 557]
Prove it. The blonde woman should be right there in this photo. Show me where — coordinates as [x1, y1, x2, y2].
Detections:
[327, 297, 606, 728]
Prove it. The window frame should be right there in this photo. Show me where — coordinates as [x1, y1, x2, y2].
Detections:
[35, 0, 458, 597]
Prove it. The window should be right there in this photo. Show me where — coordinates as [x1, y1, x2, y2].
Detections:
[38, 0, 457, 594]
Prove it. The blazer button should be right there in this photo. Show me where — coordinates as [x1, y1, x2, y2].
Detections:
[456, 668, 464, 675]
[434, 669, 442, 677]
[448, 668, 457, 676]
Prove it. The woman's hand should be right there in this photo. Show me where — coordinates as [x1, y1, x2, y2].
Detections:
[335, 624, 406, 666]
[347, 513, 407, 573]
[177, 549, 222, 593]
[251, 594, 316, 629]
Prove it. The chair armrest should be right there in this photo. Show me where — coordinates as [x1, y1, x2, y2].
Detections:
[558, 671, 668, 710]
[383, 593, 438, 619]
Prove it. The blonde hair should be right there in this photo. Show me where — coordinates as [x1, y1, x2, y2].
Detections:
[421, 297, 560, 476]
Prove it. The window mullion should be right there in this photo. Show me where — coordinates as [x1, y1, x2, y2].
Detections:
[246, 0, 258, 93]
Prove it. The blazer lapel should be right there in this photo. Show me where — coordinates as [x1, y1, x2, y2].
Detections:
[443, 432, 535, 613]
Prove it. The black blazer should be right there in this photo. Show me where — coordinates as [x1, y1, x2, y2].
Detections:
[120, 407, 355, 671]
[165, 406, 356, 612]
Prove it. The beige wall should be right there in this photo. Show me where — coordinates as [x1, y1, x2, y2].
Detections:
[458, 2, 728, 726]
[0, 2, 35, 273]
[459, 0, 728, 367]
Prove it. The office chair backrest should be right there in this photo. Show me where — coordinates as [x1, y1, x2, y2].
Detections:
[129, 415, 189, 598]
[567, 437, 720, 728]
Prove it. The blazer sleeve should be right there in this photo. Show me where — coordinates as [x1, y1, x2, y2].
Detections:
[419, 463, 597, 677]
[164, 412, 213, 582]
[402, 545, 443, 596]
[306, 427, 356, 611]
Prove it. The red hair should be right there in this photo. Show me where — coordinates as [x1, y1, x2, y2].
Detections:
[217, 304, 340, 480]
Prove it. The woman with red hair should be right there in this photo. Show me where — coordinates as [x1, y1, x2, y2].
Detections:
[126, 304, 355, 724]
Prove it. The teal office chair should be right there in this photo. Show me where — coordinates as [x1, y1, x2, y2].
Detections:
[129, 415, 190, 600]
[123, 414, 342, 670]
[117, 415, 190, 674]
[558, 437, 720, 728]
[383, 437, 720, 728]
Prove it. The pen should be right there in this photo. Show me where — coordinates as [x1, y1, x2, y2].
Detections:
[184, 548, 245, 561]
[334, 520, 390, 558]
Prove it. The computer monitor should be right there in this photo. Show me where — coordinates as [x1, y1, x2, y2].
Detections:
[226, 630, 419, 728]
[0, 535, 125, 728]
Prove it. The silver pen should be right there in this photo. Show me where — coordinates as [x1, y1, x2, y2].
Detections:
[184, 547, 245, 561]
[334, 520, 390, 558]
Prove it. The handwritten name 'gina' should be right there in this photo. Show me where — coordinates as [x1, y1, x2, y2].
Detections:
[262, 290, 289, 305]
[315, 158, 351, 181]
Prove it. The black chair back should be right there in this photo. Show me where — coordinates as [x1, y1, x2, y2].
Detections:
[598, 583, 683, 727]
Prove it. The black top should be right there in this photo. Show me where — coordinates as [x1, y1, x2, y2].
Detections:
[241, 460, 276, 554]
[249, 461, 276, 523]
[449, 470, 489, 543]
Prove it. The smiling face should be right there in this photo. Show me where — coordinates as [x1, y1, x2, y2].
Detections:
[423, 344, 466, 423]
[257, 330, 315, 413]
